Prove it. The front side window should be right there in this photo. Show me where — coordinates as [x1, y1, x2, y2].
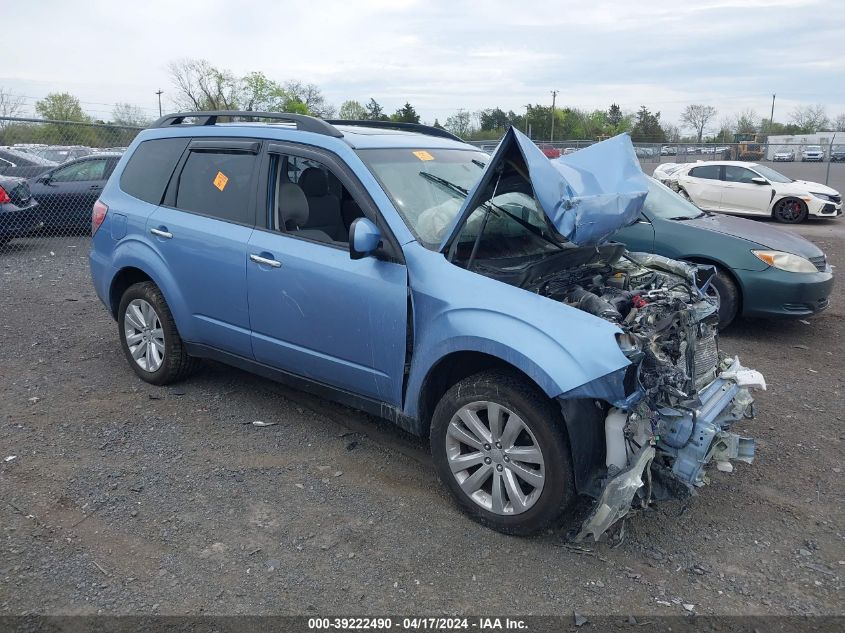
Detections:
[175, 151, 256, 224]
[51, 159, 107, 182]
[724, 166, 757, 184]
[750, 164, 792, 183]
[267, 152, 358, 245]
[688, 165, 721, 180]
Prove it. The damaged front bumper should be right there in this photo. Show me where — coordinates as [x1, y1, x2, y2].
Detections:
[575, 357, 765, 542]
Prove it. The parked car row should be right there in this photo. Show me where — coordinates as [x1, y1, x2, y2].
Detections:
[0, 152, 123, 243]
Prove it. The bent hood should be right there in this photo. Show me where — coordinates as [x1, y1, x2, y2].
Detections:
[439, 128, 649, 251]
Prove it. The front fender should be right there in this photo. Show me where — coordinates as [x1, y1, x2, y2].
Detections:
[404, 306, 631, 419]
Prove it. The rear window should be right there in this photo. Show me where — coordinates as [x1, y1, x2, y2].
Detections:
[689, 165, 721, 180]
[120, 138, 190, 204]
[174, 151, 256, 224]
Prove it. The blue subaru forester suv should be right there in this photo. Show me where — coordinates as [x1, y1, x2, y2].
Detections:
[91, 111, 765, 538]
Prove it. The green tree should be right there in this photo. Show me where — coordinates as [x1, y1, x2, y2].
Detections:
[734, 109, 759, 135]
[391, 102, 420, 123]
[365, 98, 389, 121]
[607, 103, 623, 127]
[478, 107, 510, 132]
[338, 100, 367, 120]
[36, 92, 90, 122]
[240, 72, 287, 111]
[630, 106, 665, 142]
[444, 109, 473, 138]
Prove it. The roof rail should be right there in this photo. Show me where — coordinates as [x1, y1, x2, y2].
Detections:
[151, 111, 343, 138]
[325, 119, 463, 142]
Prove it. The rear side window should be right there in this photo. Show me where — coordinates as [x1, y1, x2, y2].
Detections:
[689, 165, 721, 180]
[120, 138, 190, 204]
[174, 151, 256, 224]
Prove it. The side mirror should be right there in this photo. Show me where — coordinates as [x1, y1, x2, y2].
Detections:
[750, 177, 768, 185]
[38, 174, 52, 184]
[349, 217, 382, 260]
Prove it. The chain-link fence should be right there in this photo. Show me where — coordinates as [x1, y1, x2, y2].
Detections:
[0, 116, 142, 256]
[467, 137, 844, 189]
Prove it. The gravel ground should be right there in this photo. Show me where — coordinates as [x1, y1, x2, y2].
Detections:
[1, 224, 843, 618]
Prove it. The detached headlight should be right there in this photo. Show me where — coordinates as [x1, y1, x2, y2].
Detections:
[810, 192, 834, 202]
[752, 250, 817, 273]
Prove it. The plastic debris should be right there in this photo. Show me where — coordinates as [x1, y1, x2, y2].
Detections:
[4, 455, 17, 462]
[252, 420, 277, 427]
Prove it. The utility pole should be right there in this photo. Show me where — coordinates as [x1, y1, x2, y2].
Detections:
[525, 104, 531, 138]
[769, 93, 776, 129]
[550, 90, 558, 142]
[156, 90, 163, 117]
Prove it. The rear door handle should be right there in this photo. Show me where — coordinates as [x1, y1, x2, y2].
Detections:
[250, 253, 282, 268]
[150, 227, 173, 239]
[89, 185, 103, 190]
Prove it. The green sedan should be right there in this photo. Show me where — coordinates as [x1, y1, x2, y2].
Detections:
[613, 178, 834, 328]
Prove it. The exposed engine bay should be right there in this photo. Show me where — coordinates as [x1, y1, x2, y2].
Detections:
[477, 244, 766, 540]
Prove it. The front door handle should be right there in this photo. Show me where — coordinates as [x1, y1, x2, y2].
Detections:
[250, 253, 282, 268]
[150, 227, 173, 239]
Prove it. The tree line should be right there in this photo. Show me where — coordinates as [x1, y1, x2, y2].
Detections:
[2, 58, 844, 146]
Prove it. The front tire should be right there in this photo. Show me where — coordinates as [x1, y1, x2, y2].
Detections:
[430, 370, 575, 536]
[118, 281, 198, 385]
[773, 197, 808, 223]
[708, 268, 740, 330]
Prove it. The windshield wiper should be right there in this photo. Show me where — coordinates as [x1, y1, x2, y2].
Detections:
[419, 171, 469, 196]
[418, 171, 565, 251]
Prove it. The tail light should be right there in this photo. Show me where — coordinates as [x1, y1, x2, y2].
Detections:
[92, 200, 108, 235]
[0, 185, 10, 204]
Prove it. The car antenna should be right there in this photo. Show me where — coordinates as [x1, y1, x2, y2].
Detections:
[466, 164, 504, 272]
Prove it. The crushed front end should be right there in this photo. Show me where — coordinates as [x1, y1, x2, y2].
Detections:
[539, 252, 765, 540]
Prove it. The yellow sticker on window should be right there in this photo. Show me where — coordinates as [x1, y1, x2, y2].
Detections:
[213, 171, 229, 191]
[412, 150, 434, 161]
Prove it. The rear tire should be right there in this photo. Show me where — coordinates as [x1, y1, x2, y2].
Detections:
[430, 369, 575, 536]
[773, 197, 808, 224]
[118, 281, 198, 385]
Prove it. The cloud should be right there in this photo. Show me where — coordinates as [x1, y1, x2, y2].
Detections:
[0, 0, 842, 125]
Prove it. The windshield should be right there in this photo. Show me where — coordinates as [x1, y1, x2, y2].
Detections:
[36, 149, 73, 162]
[0, 148, 56, 166]
[806, 146, 822, 151]
[358, 148, 561, 257]
[643, 178, 704, 219]
[751, 164, 793, 183]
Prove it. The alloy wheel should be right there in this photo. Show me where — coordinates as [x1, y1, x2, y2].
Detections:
[445, 401, 545, 515]
[124, 298, 165, 372]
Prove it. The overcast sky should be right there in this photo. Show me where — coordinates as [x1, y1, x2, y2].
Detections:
[2, 0, 843, 129]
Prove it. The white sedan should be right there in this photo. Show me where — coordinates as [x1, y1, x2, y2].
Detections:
[673, 161, 842, 223]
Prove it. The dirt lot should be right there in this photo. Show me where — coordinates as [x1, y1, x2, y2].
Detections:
[1, 221, 843, 618]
